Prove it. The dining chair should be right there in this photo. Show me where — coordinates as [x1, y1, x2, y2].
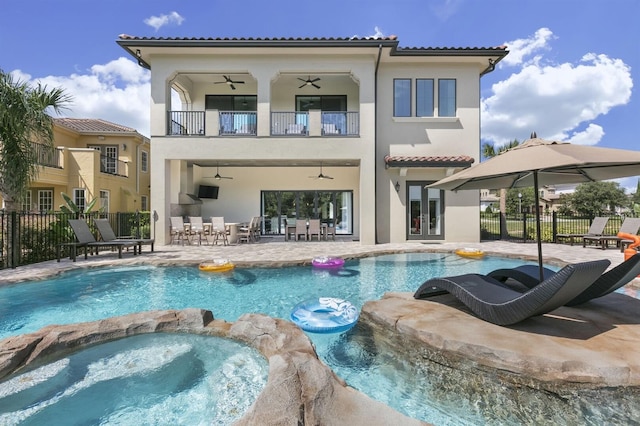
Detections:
[170, 217, 189, 245]
[210, 216, 229, 246]
[295, 220, 308, 241]
[188, 216, 207, 245]
[308, 219, 321, 241]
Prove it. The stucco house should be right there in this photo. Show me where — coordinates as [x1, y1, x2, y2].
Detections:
[6, 118, 151, 213]
[117, 35, 507, 245]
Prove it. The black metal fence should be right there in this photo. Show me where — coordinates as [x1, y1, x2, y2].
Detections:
[480, 212, 636, 242]
[0, 211, 152, 269]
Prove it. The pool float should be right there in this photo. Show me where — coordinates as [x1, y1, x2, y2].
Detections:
[455, 248, 485, 259]
[198, 259, 235, 272]
[311, 256, 345, 268]
[290, 297, 359, 333]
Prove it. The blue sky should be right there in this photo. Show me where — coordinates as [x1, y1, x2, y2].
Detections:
[1, 0, 638, 188]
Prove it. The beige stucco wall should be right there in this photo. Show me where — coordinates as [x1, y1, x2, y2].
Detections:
[376, 62, 482, 243]
[145, 46, 489, 246]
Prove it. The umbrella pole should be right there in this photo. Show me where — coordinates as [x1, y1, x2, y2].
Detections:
[534, 171, 544, 281]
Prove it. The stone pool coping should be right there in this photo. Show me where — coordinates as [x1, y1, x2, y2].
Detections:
[0, 309, 426, 425]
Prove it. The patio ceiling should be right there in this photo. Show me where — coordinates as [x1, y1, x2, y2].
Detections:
[190, 159, 359, 168]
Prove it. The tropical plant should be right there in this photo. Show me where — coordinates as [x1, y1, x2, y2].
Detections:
[59, 192, 99, 215]
[0, 69, 72, 211]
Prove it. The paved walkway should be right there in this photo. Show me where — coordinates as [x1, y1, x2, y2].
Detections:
[0, 238, 633, 285]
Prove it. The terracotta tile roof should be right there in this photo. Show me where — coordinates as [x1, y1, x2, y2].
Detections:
[54, 118, 138, 134]
[384, 155, 475, 168]
[117, 34, 508, 54]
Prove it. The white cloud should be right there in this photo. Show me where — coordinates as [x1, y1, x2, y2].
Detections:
[500, 27, 554, 67]
[144, 11, 184, 31]
[15, 58, 151, 137]
[482, 31, 632, 147]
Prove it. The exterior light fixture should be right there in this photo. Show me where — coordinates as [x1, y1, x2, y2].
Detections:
[395, 181, 401, 192]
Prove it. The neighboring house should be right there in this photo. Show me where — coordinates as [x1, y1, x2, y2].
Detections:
[480, 189, 500, 213]
[538, 185, 563, 213]
[4, 118, 151, 213]
[118, 35, 507, 245]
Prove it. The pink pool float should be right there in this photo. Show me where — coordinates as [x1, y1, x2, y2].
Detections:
[311, 256, 345, 269]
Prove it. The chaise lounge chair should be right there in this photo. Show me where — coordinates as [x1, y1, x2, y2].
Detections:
[413, 259, 610, 325]
[93, 218, 155, 253]
[487, 253, 640, 306]
[555, 216, 609, 246]
[582, 217, 640, 250]
[57, 219, 139, 262]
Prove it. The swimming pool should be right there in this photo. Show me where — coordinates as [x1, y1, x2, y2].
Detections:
[0, 252, 551, 424]
[0, 333, 268, 425]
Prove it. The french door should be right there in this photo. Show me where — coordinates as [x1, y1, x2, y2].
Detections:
[406, 181, 444, 240]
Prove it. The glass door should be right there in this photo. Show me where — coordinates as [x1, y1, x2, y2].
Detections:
[406, 182, 444, 240]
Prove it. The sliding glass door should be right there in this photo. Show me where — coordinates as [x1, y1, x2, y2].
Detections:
[261, 190, 353, 235]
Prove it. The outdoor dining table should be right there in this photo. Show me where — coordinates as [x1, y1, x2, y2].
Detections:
[286, 222, 328, 241]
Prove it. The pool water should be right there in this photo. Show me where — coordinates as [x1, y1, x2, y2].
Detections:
[0, 253, 562, 424]
[0, 333, 268, 426]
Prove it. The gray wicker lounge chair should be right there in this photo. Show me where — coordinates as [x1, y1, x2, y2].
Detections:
[556, 216, 609, 246]
[413, 259, 610, 325]
[487, 253, 640, 306]
[58, 219, 138, 262]
[93, 218, 154, 253]
[582, 217, 640, 250]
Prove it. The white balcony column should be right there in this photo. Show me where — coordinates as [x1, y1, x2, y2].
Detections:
[150, 67, 173, 137]
[253, 70, 274, 137]
[308, 110, 322, 137]
[205, 110, 219, 137]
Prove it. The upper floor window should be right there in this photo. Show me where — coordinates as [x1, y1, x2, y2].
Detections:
[295, 95, 346, 112]
[205, 95, 257, 111]
[141, 151, 148, 173]
[88, 145, 118, 174]
[141, 195, 148, 211]
[393, 79, 411, 117]
[438, 79, 456, 117]
[416, 79, 434, 117]
[38, 189, 53, 212]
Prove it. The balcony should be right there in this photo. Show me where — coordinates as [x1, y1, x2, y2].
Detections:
[32, 142, 62, 168]
[167, 110, 359, 137]
[100, 154, 129, 177]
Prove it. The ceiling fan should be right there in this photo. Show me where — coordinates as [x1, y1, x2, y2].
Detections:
[204, 164, 233, 180]
[215, 75, 245, 90]
[309, 163, 333, 180]
[298, 76, 321, 89]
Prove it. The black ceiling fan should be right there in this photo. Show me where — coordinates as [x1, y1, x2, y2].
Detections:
[298, 76, 321, 89]
[215, 75, 245, 90]
[309, 163, 333, 180]
[204, 164, 233, 180]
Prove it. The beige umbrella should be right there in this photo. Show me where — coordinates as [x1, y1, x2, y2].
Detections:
[429, 137, 640, 279]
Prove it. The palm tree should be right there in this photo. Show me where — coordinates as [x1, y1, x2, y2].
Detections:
[481, 138, 521, 238]
[0, 69, 72, 266]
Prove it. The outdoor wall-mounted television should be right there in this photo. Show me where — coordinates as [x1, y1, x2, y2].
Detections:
[198, 185, 219, 199]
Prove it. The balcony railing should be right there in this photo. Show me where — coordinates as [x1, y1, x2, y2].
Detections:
[167, 111, 205, 136]
[271, 112, 309, 136]
[166, 110, 360, 137]
[31, 142, 62, 168]
[321, 111, 359, 136]
[100, 155, 128, 177]
[219, 111, 257, 136]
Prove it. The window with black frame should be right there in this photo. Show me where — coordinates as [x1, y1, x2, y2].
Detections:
[261, 190, 353, 236]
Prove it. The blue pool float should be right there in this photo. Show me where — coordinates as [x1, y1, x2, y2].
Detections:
[290, 297, 359, 333]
